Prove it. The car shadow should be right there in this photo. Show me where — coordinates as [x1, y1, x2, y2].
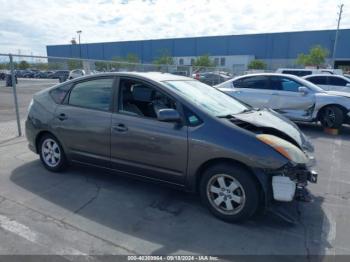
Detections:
[11, 161, 330, 256]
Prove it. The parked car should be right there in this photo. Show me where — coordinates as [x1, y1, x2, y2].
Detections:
[215, 73, 350, 129]
[303, 74, 350, 92]
[26, 72, 317, 222]
[68, 69, 85, 80]
[193, 71, 232, 86]
[51, 70, 70, 82]
[276, 68, 343, 77]
[0, 70, 6, 80]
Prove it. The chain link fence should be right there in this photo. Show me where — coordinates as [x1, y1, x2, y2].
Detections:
[0, 53, 235, 143]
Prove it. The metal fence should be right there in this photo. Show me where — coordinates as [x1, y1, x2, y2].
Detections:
[0, 53, 234, 142]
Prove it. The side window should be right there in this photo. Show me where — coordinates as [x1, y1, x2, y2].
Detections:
[68, 78, 114, 111]
[236, 76, 269, 89]
[306, 76, 327, 85]
[270, 77, 302, 92]
[50, 83, 72, 104]
[328, 76, 348, 86]
[118, 78, 176, 119]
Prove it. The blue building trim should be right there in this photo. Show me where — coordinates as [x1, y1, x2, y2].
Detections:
[46, 29, 350, 62]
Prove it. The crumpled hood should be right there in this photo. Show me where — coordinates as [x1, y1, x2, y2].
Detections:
[230, 108, 314, 152]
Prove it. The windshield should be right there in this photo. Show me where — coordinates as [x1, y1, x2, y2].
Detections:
[163, 80, 248, 116]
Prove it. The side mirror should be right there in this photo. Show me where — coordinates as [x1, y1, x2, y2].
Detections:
[298, 86, 309, 95]
[156, 108, 181, 122]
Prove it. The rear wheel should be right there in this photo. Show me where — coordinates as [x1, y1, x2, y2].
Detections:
[199, 163, 259, 222]
[320, 106, 344, 129]
[39, 134, 67, 172]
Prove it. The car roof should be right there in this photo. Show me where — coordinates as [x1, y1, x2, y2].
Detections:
[233, 73, 299, 79]
[71, 71, 191, 82]
[302, 74, 348, 78]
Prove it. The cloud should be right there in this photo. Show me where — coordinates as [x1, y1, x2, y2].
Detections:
[0, 0, 349, 55]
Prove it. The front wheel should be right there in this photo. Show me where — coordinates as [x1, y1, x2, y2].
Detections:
[199, 164, 259, 222]
[320, 106, 344, 129]
[39, 134, 67, 172]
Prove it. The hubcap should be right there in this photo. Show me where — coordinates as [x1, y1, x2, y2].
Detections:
[207, 174, 246, 215]
[323, 108, 336, 127]
[41, 138, 61, 167]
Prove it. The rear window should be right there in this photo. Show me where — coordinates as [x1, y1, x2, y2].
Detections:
[50, 84, 72, 104]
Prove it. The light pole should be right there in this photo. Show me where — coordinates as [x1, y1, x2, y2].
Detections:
[77, 30, 82, 58]
[332, 4, 344, 68]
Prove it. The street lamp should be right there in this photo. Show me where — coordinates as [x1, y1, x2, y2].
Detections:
[76, 30, 82, 58]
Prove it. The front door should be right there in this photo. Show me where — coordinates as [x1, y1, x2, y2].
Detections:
[268, 76, 316, 121]
[110, 77, 188, 184]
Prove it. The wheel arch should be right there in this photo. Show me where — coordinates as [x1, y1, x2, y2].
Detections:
[194, 158, 268, 209]
[316, 104, 348, 120]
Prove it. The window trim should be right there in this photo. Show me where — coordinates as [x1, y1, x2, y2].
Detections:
[64, 76, 117, 112]
[114, 76, 187, 125]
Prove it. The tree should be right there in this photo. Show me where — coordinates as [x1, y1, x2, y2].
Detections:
[247, 59, 267, 70]
[193, 55, 214, 67]
[67, 59, 82, 70]
[18, 60, 30, 70]
[153, 49, 174, 65]
[124, 53, 139, 63]
[296, 45, 329, 67]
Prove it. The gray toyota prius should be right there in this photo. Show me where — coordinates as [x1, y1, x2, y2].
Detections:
[26, 72, 317, 222]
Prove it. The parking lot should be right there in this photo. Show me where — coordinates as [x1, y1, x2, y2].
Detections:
[0, 79, 350, 257]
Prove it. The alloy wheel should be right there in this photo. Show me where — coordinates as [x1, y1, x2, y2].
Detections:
[207, 174, 246, 215]
[41, 138, 61, 167]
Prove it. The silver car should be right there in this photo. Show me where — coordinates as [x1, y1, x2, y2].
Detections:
[216, 73, 350, 129]
[303, 74, 350, 92]
[26, 72, 317, 222]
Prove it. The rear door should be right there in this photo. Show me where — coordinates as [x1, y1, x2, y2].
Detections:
[52, 77, 115, 167]
[269, 76, 316, 121]
[228, 75, 275, 108]
[110, 77, 188, 185]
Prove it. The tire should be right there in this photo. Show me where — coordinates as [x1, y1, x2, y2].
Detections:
[320, 106, 344, 129]
[38, 134, 67, 172]
[199, 163, 259, 222]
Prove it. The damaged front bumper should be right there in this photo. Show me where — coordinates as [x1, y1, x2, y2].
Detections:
[270, 156, 318, 203]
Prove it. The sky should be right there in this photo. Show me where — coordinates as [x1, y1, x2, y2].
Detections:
[0, 0, 349, 56]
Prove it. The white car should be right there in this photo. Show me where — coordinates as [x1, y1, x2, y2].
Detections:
[68, 69, 85, 80]
[303, 74, 350, 92]
[276, 68, 343, 77]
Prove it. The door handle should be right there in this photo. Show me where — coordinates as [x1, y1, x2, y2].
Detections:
[57, 113, 68, 121]
[112, 123, 128, 132]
